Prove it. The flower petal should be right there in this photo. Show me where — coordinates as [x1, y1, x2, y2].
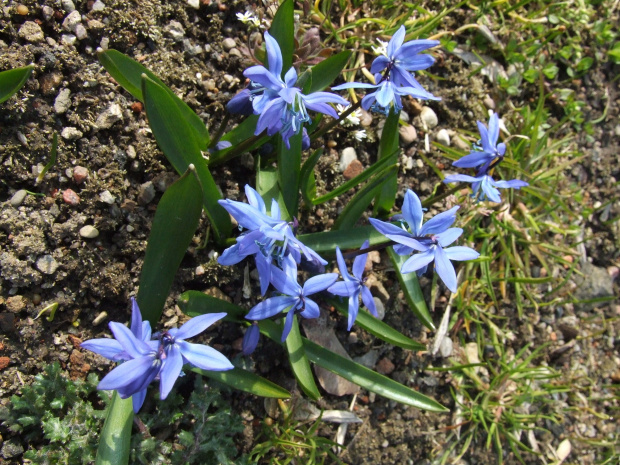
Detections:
[444, 246, 480, 261]
[264, 31, 283, 78]
[346, 295, 360, 331]
[131, 389, 147, 413]
[387, 25, 406, 57]
[303, 273, 339, 295]
[245, 185, 266, 214]
[175, 313, 227, 340]
[130, 298, 143, 339]
[401, 249, 435, 274]
[109, 322, 152, 358]
[97, 355, 159, 393]
[81, 338, 124, 361]
[335, 247, 352, 281]
[452, 151, 494, 168]
[328, 280, 360, 297]
[361, 286, 377, 317]
[402, 190, 424, 235]
[300, 298, 320, 320]
[420, 206, 459, 236]
[178, 340, 234, 371]
[159, 345, 183, 400]
[352, 240, 370, 279]
[270, 264, 301, 296]
[281, 309, 296, 342]
[246, 296, 297, 320]
[434, 246, 458, 292]
[436, 228, 463, 247]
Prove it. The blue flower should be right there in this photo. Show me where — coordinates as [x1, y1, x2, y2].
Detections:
[369, 190, 479, 292]
[246, 255, 338, 342]
[332, 26, 439, 113]
[218, 185, 327, 295]
[82, 306, 233, 412]
[241, 32, 348, 148]
[242, 323, 260, 356]
[443, 173, 529, 203]
[452, 113, 506, 169]
[327, 241, 377, 330]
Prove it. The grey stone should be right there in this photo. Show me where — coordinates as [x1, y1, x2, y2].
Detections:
[574, 261, 615, 310]
[436, 128, 450, 146]
[61, 127, 83, 140]
[420, 106, 438, 129]
[95, 103, 123, 129]
[79, 225, 99, 239]
[439, 337, 453, 357]
[399, 125, 417, 143]
[91, 0, 106, 11]
[373, 297, 385, 320]
[61, 0, 76, 12]
[353, 349, 378, 369]
[99, 190, 115, 204]
[166, 20, 185, 42]
[62, 10, 82, 33]
[10, 190, 28, 207]
[187, 0, 200, 9]
[138, 181, 156, 205]
[54, 88, 72, 114]
[75, 24, 88, 40]
[222, 38, 236, 51]
[18, 21, 44, 43]
[36, 255, 59, 275]
[339, 147, 357, 172]
[61, 34, 77, 46]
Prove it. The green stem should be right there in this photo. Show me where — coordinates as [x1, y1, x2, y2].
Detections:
[310, 100, 362, 141]
[208, 132, 265, 166]
[208, 113, 231, 149]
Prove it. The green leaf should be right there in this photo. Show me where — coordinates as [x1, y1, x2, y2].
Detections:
[257, 157, 290, 221]
[298, 226, 389, 256]
[193, 367, 291, 399]
[277, 131, 302, 219]
[387, 248, 434, 330]
[303, 339, 447, 412]
[334, 165, 398, 230]
[285, 315, 321, 400]
[137, 166, 203, 325]
[300, 148, 322, 206]
[0, 64, 34, 104]
[142, 75, 230, 242]
[36, 133, 58, 183]
[575, 56, 593, 73]
[95, 393, 132, 465]
[98, 50, 209, 148]
[329, 299, 425, 351]
[305, 51, 352, 93]
[374, 109, 400, 215]
[608, 42, 620, 63]
[178, 291, 246, 323]
[269, 0, 295, 75]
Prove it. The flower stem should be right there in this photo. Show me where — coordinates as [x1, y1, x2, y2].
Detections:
[310, 100, 362, 142]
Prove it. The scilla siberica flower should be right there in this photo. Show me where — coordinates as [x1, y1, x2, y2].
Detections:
[369, 190, 479, 293]
[231, 32, 348, 148]
[443, 173, 528, 203]
[218, 185, 327, 295]
[82, 300, 233, 412]
[333, 26, 439, 113]
[452, 112, 506, 170]
[327, 241, 377, 331]
[246, 254, 338, 342]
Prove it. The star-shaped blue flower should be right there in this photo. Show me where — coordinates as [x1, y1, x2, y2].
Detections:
[369, 190, 479, 292]
[452, 113, 506, 169]
[443, 173, 528, 203]
[328, 241, 377, 331]
[246, 255, 338, 342]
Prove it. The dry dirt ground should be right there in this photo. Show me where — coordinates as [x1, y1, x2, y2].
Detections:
[0, 1, 618, 464]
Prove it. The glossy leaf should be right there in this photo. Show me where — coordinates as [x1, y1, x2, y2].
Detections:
[329, 299, 425, 351]
[285, 315, 321, 400]
[305, 51, 352, 94]
[298, 226, 389, 256]
[98, 50, 209, 148]
[269, 0, 294, 74]
[388, 247, 434, 330]
[137, 166, 203, 326]
[300, 148, 322, 206]
[193, 367, 291, 399]
[257, 157, 290, 221]
[374, 109, 400, 215]
[0, 64, 34, 104]
[333, 165, 398, 230]
[211, 115, 270, 166]
[95, 393, 132, 465]
[178, 291, 246, 323]
[303, 338, 447, 412]
[277, 131, 302, 219]
[142, 75, 230, 242]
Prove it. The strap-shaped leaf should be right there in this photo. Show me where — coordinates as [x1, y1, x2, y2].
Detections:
[193, 367, 291, 399]
[277, 131, 302, 219]
[305, 51, 352, 94]
[303, 338, 447, 412]
[285, 315, 321, 400]
[329, 299, 426, 351]
[300, 148, 322, 207]
[142, 75, 230, 243]
[178, 291, 246, 322]
[0, 64, 34, 104]
[257, 157, 290, 221]
[387, 247, 434, 330]
[269, 0, 294, 74]
[95, 393, 132, 465]
[374, 109, 400, 215]
[298, 226, 389, 256]
[98, 50, 209, 148]
[334, 165, 398, 230]
[137, 166, 202, 325]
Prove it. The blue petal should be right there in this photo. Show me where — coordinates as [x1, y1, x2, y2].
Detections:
[369, 217, 410, 239]
[402, 190, 424, 236]
[264, 32, 283, 78]
[420, 206, 459, 236]
[218, 243, 246, 266]
[284, 67, 297, 87]
[281, 310, 296, 342]
[387, 25, 406, 57]
[335, 247, 352, 281]
[246, 296, 297, 320]
[255, 254, 272, 296]
[396, 39, 439, 58]
[178, 340, 234, 371]
[159, 345, 183, 400]
[385, 234, 428, 252]
[401, 248, 435, 274]
[395, 54, 435, 72]
[346, 295, 360, 331]
[97, 355, 159, 393]
[80, 338, 123, 361]
[370, 55, 390, 74]
[452, 151, 494, 168]
[443, 174, 478, 184]
[299, 298, 320, 319]
[434, 246, 458, 292]
[242, 324, 260, 356]
[109, 322, 152, 358]
[245, 185, 266, 214]
[132, 389, 147, 413]
[244, 65, 283, 91]
[227, 88, 254, 115]
[444, 246, 480, 261]
[494, 179, 528, 189]
[361, 286, 377, 317]
[328, 280, 360, 297]
[218, 198, 275, 230]
[130, 298, 143, 339]
[479, 176, 502, 203]
[436, 228, 463, 247]
[487, 113, 500, 147]
[270, 264, 301, 296]
[332, 82, 380, 91]
[175, 313, 227, 340]
[352, 240, 369, 279]
[374, 82, 395, 108]
[303, 273, 339, 295]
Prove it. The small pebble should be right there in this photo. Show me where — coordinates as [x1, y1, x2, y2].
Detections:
[339, 147, 357, 172]
[62, 0, 76, 12]
[95, 103, 123, 129]
[63, 188, 80, 205]
[99, 190, 115, 204]
[343, 159, 363, 180]
[348, 332, 358, 344]
[61, 34, 77, 46]
[62, 10, 82, 33]
[420, 106, 438, 129]
[399, 125, 417, 143]
[42, 5, 54, 20]
[16, 4, 29, 15]
[222, 38, 236, 51]
[75, 24, 88, 40]
[138, 181, 156, 204]
[187, 0, 200, 9]
[73, 166, 88, 184]
[36, 255, 59, 274]
[61, 127, 83, 140]
[79, 225, 99, 239]
[10, 189, 28, 207]
[18, 21, 44, 43]
[91, 0, 106, 11]
[54, 88, 72, 114]
[373, 297, 385, 320]
[92, 311, 108, 325]
[376, 357, 395, 375]
[436, 128, 451, 146]
[483, 95, 496, 110]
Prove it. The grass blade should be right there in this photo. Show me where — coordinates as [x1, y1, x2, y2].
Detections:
[0, 64, 34, 104]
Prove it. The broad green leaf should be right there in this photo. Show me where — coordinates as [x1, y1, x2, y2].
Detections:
[257, 157, 290, 220]
[193, 367, 291, 399]
[285, 315, 321, 400]
[312, 152, 396, 205]
[98, 50, 209, 148]
[329, 299, 425, 351]
[95, 393, 132, 465]
[303, 338, 447, 412]
[305, 51, 352, 93]
[178, 291, 246, 323]
[298, 226, 389, 255]
[300, 148, 322, 206]
[374, 109, 400, 215]
[277, 131, 302, 219]
[137, 166, 202, 325]
[142, 76, 230, 242]
[0, 64, 34, 104]
[269, 0, 294, 74]
[388, 248, 434, 330]
[333, 165, 398, 230]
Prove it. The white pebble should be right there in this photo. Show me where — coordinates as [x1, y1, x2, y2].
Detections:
[339, 147, 357, 172]
[91, 0, 106, 11]
[36, 255, 59, 274]
[61, 127, 83, 140]
[420, 106, 438, 129]
[436, 128, 451, 146]
[99, 190, 115, 204]
[79, 225, 100, 238]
